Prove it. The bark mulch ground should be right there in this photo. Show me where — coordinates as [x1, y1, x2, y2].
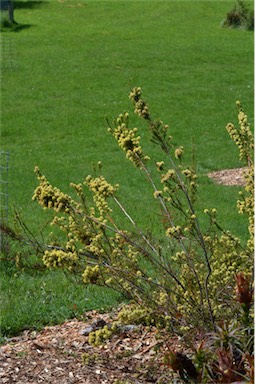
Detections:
[0, 310, 182, 384]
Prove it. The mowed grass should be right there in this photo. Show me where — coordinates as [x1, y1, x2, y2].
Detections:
[0, 0, 253, 338]
[0, 261, 123, 341]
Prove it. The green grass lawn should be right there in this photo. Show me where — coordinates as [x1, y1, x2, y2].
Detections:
[0, 261, 123, 341]
[0, 0, 253, 338]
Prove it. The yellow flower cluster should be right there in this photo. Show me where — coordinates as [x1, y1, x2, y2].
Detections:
[129, 86, 142, 102]
[86, 232, 105, 257]
[43, 249, 78, 269]
[156, 161, 164, 171]
[209, 233, 251, 316]
[174, 146, 184, 160]
[181, 168, 197, 197]
[134, 99, 150, 120]
[226, 101, 254, 164]
[32, 167, 71, 213]
[153, 190, 163, 198]
[85, 175, 118, 198]
[70, 182, 83, 196]
[118, 302, 171, 330]
[108, 113, 149, 168]
[110, 232, 139, 267]
[182, 168, 197, 182]
[161, 169, 176, 183]
[157, 290, 169, 306]
[237, 166, 254, 251]
[129, 87, 150, 120]
[117, 303, 153, 325]
[166, 225, 182, 238]
[170, 229, 252, 328]
[126, 244, 139, 264]
[85, 175, 118, 216]
[82, 264, 101, 284]
[226, 103, 254, 251]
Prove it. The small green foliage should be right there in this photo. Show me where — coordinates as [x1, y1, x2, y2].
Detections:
[0, 17, 18, 32]
[81, 352, 99, 365]
[222, 0, 254, 30]
[16, 350, 28, 358]
[88, 325, 115, 346]
[117, 303, 154, 326]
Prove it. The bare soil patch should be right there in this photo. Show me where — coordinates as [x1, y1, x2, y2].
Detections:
[207, 167, 247, 186]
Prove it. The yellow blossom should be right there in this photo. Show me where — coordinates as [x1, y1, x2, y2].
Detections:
[174, 146, 184, 159]
[154, 190, 163, 198]
[156, 161, 164, 171]
[161, 169, 175, 183]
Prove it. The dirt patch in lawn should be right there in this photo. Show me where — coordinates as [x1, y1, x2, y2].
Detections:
[207, 167, 247, 186]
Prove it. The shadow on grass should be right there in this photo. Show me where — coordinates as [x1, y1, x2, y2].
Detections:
[0, 1, 49, 32]
[0, 20, 33, 32]
[14, 1, 49, 10]
[12, 23, 32, 32]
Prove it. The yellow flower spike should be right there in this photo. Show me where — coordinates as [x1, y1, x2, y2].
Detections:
[166, 225, 182, 238]
[156, 161, 164, 171]
[174, 146, 184, 159]
[153, 190, 163, 198]
[42, 249, 78, 269]
[161, 169, 175, 183]
[182, 169, 192, 177]
[109, 115, 149, 168]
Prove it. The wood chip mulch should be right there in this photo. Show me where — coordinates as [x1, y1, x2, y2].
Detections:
[0, 310, 181, 384]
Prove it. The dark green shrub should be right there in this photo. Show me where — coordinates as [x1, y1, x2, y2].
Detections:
[222, 0, 254, 30]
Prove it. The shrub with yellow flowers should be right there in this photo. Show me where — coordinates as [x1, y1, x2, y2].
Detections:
[24, 88, 254, 336]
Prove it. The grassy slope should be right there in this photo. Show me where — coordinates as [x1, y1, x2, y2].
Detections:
[1, 1, 253, 230]
[0, 0, 253, 338]
[1, 264, 123, 339]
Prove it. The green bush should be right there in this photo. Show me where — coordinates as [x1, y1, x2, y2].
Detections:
[222, 0, 254, 30]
